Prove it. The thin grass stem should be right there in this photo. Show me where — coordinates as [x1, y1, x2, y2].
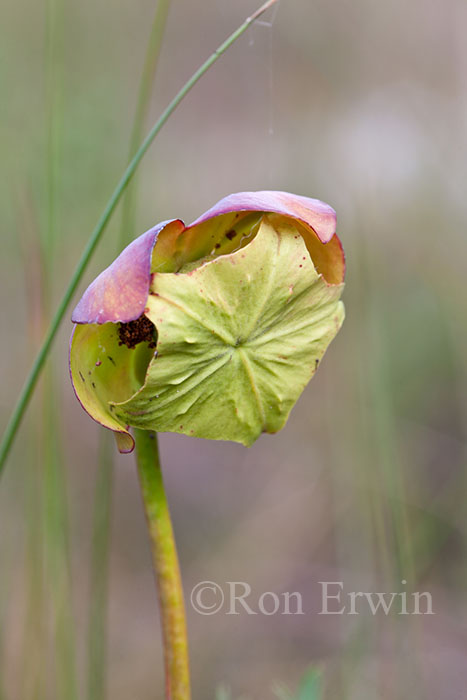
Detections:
[119, 0, 172, 250]
[0, 0, 280, 475]
[87, 431, 114, 700]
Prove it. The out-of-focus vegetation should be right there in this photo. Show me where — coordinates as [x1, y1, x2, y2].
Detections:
[1, 0, 466, 698]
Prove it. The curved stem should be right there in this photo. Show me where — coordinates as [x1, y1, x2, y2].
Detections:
[134, 429, 190, 700]
[0, 0, 280, 475]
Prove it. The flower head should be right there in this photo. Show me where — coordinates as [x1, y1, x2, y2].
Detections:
[70, 191, 345, 452]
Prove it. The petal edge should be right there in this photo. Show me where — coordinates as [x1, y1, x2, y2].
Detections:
[189, 191, 337, 244]
[72, 219, 184, 324]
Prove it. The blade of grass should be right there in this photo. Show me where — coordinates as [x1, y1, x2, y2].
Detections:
[44, 0, 80, 693]
[0, 0, 280, 475]
[44, 0, 64, 258]
[42, 369, 78, 700]
[16, 189, 48, 700]
[87, 431, 114, 700]
[360, 213, 421, 698]
[296, 667, 323, 700]
[119, 0, 172, 250]
[19, 202, 79, 698]
[21, 428, 46, 700]
[0, 578, 7, 700]
[87, 7, 172, 697]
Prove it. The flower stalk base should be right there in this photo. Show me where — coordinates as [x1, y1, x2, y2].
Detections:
[134, 429, 191, 700]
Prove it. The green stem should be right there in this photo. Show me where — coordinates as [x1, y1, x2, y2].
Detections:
[134, 430, 190, 700]
[0, 0, 279, 475]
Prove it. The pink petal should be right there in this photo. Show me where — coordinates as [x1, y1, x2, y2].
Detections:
[189, 190, 337, 243]
[72, 219, 184, 324]
[72, 191, 341, 327]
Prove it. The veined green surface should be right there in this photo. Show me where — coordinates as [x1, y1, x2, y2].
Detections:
[4, 0, 464, 695]
[113, 218, 344, 444]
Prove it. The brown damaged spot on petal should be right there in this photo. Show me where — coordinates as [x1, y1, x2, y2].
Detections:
[118, 314, 157, 349]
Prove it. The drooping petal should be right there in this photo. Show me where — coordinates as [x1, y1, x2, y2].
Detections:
[189, 190, 337, 243]
[111, 216, 345, 446]
[170, 191, 345, 284]
[72, 192, 344, 327]
[72, 219, 184, 324]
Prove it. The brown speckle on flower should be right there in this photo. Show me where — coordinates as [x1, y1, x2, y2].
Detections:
[118, 315, 157, 349]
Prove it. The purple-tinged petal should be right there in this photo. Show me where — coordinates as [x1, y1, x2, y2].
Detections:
[72, 219, 184, 324]
[69, 191, 345, 452]
[188, 191, 337, 243]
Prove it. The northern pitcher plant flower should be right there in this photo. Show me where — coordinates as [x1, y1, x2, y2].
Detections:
[70, 191, 345, 452]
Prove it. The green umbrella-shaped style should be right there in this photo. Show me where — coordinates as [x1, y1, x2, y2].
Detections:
[70, 191, 345, 452]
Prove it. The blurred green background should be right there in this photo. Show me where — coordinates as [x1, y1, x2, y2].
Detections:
[1, 0, 466, 698]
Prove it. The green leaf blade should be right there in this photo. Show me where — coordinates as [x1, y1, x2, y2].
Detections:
[113, 216, 344, 445]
